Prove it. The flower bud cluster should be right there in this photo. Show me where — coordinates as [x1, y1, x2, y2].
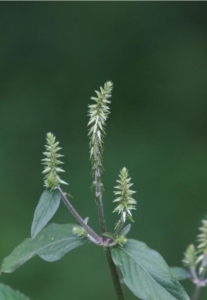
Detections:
[72, 226, 87, 238]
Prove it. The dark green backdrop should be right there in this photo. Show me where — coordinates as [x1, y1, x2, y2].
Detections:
[0, 2, 207, 300]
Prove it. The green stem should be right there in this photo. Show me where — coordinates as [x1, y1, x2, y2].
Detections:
[94, 141, 125, 300]
[105, 247, 125, 300]
[191, 254, 207, 300]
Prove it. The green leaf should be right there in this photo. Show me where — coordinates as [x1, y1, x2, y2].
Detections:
[170, 267, 191, 281]
[111, 239, 190, 300]
[119, 224, 131, 237]
[1, 223, 88, 273]
[31, 189, 61, 238]
[103, 232, 116, 240]
[0, 284, 30, 300]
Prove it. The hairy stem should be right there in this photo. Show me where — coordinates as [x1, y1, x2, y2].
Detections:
[94, 137, 107, 239]
[94, 142, 125, 300]
[191, 255, 207, 300]
[58, 186, 102, 243]
[192, 285, 201, 300]
[105, 247, 125, 300]
[190, 268, 199, 283]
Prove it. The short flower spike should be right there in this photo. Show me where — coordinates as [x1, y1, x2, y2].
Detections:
[183, 244, 197, 268]
[42, 133, 68, 190]
[113, 167, 137, 228]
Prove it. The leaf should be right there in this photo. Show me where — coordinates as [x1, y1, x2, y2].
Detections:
[119, 224, 131, 237]
[0, 284, 30, 300]
[84, 217, 89, 224]
[170, 267, 191, 281]
[31, 189, 61, 238]
[103, 232, 116, 240]
[1, 223, 88, 273]
[111, 239, 190, 300]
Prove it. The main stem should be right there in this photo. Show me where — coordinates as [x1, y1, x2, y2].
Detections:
[104, 247, 125, 300]
[94, 141, 125, 300]
[192, 285, 201, 300]
[191, 254, 207, 300]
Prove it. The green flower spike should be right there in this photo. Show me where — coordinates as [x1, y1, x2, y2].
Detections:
[42, 132, 68, 190]
[88, 81, 113, 190]
[183, 244, 197, 269]
[196, 217, 207, 272]
[113, 167, 137, 227]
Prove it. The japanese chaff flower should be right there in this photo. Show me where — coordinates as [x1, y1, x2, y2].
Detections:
[42, 132, 68, 190]
[113, 167, 137, 227]
[183, 244, 197, 269]
[88, 81, 113, 184]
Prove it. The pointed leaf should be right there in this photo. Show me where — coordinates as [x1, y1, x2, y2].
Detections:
[103, 232, 116, 240]
[119, 224, 131, 237]
[111, 239, 189, 300]
[1, 223, 88, 273]
[170, 267, 191, 281]
[84, 217, 89, 224]
[31, 189, 61, 238]
[0, 284, 30, 300]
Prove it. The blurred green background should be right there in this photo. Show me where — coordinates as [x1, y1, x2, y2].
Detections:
[0, 2, 207, 300]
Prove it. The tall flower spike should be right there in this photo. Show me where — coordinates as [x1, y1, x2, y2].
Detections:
[183, 244, 197, 269]
[113, 167, 137, 227]
[197, 217, 207, 265]
[42, 133, 68, 190]
[88, 81, 113, 191]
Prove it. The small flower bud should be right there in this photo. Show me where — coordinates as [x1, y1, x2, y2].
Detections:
[72, 226, 87, 238]
[115, 236, 127, 247]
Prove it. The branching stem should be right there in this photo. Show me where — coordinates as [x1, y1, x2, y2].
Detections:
[58, 186, 102, 243]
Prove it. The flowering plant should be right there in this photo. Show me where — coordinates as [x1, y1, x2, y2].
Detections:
[0, 82, 190, 300]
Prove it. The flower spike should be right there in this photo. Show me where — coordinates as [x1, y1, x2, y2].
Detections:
[183, 244, 197, 269]
[88, 81, 113, 190]
[113, 167, 137, 227]
[196, 217, 207, 271]
[42, 132, 68, 190]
